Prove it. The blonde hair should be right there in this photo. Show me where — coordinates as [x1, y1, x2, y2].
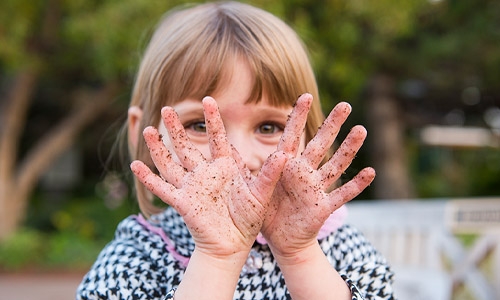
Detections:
[128, 1, 326, 216]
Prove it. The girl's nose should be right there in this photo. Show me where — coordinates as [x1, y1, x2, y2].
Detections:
[227, 135, 262, 174]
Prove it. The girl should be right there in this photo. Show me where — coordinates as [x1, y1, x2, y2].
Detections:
[77, 2, 395, 299]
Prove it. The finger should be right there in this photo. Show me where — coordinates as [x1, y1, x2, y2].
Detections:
[161, 106, 205, 171]
[277, 93, 312, 156]
[326, 167, 375, 211]
[143, 126, 186, 188]
[231, 145, 252, 182]
[318, 125, 367, 189]
[202, 97, 231, 158]
[130, 160, 181, 209]
[302, 102, 351, 168]
[251, 151, 288, 202]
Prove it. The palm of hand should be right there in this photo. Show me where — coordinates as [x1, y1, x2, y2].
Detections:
[131, 97, 286, 257]
[260, 94, 375, 255]
[262, 159, 330, 251]
[177, 157, 267, 252]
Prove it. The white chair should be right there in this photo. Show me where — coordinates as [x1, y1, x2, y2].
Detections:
[346, 199, 500, 300]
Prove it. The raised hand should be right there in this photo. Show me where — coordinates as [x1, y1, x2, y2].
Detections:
[260, 93, 376, 256]
[130, 97, 287, 257]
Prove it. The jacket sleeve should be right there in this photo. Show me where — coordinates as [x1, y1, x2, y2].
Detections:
[320, 224, 395, 300]
[76, 217, 181, 300]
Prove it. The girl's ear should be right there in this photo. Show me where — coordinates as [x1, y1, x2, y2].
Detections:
[128, 106, 143, 150]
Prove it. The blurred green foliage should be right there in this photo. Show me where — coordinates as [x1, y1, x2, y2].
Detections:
[0, 229, 44, 270]
[0, 182, 135, 271]
[414, 146, 500, 198]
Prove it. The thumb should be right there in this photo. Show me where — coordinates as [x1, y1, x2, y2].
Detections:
[251, 151, 288, 201]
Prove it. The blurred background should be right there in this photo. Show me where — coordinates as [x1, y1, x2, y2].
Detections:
[0, 0, 499, 299]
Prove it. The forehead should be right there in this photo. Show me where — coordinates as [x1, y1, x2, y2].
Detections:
[167, 54, 292, 109]
[173, 58, 293, 115]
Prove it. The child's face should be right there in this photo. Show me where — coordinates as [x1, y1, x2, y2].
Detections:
[158, 59, 306, 175]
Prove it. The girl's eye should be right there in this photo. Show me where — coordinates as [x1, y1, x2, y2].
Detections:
[257, 123, 283, 135]
[185, 121, 206, 133]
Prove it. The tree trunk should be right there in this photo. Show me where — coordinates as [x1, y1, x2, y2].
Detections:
[0, 67, 40, 239]
[366, 74, 414, 199]
[0, 82, 120, 240]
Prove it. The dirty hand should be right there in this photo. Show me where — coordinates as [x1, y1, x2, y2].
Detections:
[131, 97, 287, 258]
[260, 94, 375, 257]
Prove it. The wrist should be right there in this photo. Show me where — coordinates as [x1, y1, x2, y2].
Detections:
[272, 242, 350, 300]
[175, 248, 249, 300]
[269, 240, 320, 268]
[193, 247, 250, 271]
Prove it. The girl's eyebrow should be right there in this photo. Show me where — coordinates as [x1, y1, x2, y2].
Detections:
[252, 106, 292, 117]
[172, 100, 204, 114]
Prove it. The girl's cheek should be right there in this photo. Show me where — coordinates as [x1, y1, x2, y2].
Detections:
[297, 135, 307, 156]
[190, 141, 211, 160]
[161, 139, 181, 164]
[261, 143, 280, 160]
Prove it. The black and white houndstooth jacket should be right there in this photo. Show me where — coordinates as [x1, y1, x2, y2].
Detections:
[76, 206, 395, 299]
